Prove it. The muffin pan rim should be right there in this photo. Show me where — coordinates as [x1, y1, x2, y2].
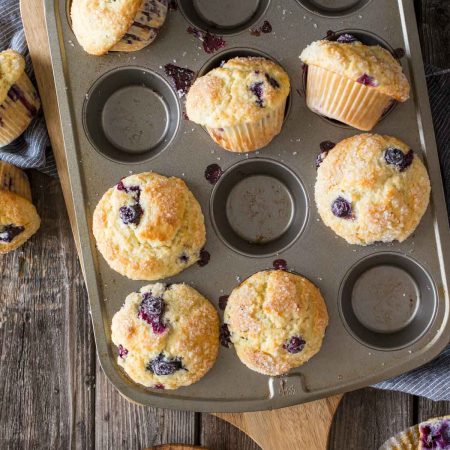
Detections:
[45, 0, 450, 412]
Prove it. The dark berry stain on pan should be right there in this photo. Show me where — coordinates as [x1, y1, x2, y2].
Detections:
[168, 0, 177, 11]
[384, 148, 414, 171]
[164, 63, 195, 97]
[0, 224, 25, 243]
[250, 20, 272, 36]
[393, 47, 406, 59]
[118, 345, 128, 358]
[153, 383, 165, 390]
[147, 353, 184, 375]
[187, 27, 226, 53]
[283, 336, 306, 354]
[198, 249, 211, 267]
[204, 164, 223, 184]
[273, 259, 288, 270]
[220, 324, 232, 348]
[332, 197, 352, 219]
[218, 295, 229, 311]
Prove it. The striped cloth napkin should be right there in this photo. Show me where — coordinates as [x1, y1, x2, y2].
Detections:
[0, 0, 56, 176]
[1, 0, 449, 399]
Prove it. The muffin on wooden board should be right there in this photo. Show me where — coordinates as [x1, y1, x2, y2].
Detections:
[224, 270, 328, 376]
[71, 0, 168, 55]
[93, 172, 206, 280]
[186, 57, 290, 153]
[300, 35, 410, 130]
[0, 162, 40, 254]
[0, 50, 40, 147]
[315, 134, 430, 245]
[111, 283, 219, 390]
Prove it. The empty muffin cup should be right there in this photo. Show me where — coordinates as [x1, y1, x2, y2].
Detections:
[179, 0, 270, 35]
[339, 253, 437, 350]
[210, 158, 308, 256]
[83, 67, 180, 163]
[296, 0, 371, 17]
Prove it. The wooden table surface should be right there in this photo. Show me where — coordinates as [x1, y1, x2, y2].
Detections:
[1, 1, 449, 449]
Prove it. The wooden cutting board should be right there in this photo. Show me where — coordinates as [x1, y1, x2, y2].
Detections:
[20, 1, 342, 448]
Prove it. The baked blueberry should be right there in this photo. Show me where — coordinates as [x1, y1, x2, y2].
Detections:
[320, 140, 336, 152]
[331, 197, 352, 218]
[204, 164, 223, 184]
[118, 344, 128, 358]
[250, 81, 264, 107]
[265, 73, 280, 89]
[273, 259, 288, 270]
[356, 73, 377, 87]
[138, 292, 167, 334]
[336, 33, 358, 43]
[198, 249, 210, 267]
[119, 204, 143, 225]
[384, 147, 414, 172]
[284, 336, 306, 354]
[0, 224, 25, 243]
[420, 418, 450, 449]
[147, 353, 183, 376]
[220, 324, 232, 348]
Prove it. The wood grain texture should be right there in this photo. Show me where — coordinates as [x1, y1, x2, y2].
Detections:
[9, 1, 449, 450]
[0, 171, 91, 449]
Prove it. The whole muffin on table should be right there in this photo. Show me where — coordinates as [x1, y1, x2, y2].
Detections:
[0, 50, 40, 147]
[300, 34, 410, 130]
[224, 270, 328, 376]
[71, 0, 168, 55]
[315, 134, 430, 245]
[0, 162, 40, 254]
[111, 283, 219, 389]
[186, 57, 290, 152]
[93, 172, 206, 280]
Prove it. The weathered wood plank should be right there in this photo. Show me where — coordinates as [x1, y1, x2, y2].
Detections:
[0, 171, 94, 449]
[200, 415, 260, 450]
[95, 361, 197, 449]
[328, 388, 414, 450]
[417, 398, 450, 423]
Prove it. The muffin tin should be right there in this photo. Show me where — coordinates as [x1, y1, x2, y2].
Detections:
[45, 0, 450, 412]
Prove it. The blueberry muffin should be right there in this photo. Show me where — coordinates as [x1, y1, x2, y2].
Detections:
[71, 0, 168, 55]
[0, 50, 40, 147]
[111, 283, 219, 389]
[0, 162, 40, 254]
[224, 270, 328, 376]
[186, 57, 290, 152]
[420, 416, 450, 449]
[93, 172, 206, 280]
[300, 35, 410, 130]
[315, 134, 430, 245]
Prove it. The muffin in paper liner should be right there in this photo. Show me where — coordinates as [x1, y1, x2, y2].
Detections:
[380, 415, 450, 449]
[0, 162, 40, 254]
[0, 50, 40, 147]
[110, 0, 168, 52]
[0, 161, 32, 201]
[71, 0, 168, 55]
[206, 99, 286, 153]
[300, 38, 410, 131]
[186, 56, 290, 153]
[306, 65, 393, 131]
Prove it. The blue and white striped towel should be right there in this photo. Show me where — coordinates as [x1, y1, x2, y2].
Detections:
[0, 0, 56, 176]
[1, 1, 450, 399]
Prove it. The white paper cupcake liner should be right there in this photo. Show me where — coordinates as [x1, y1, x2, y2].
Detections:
[0, 73, 40, 147]
[206, 100, 286, 153]
[306, 65, 392, 131]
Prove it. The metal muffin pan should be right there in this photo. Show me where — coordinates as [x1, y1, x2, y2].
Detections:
[45, 0, 450, 412]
